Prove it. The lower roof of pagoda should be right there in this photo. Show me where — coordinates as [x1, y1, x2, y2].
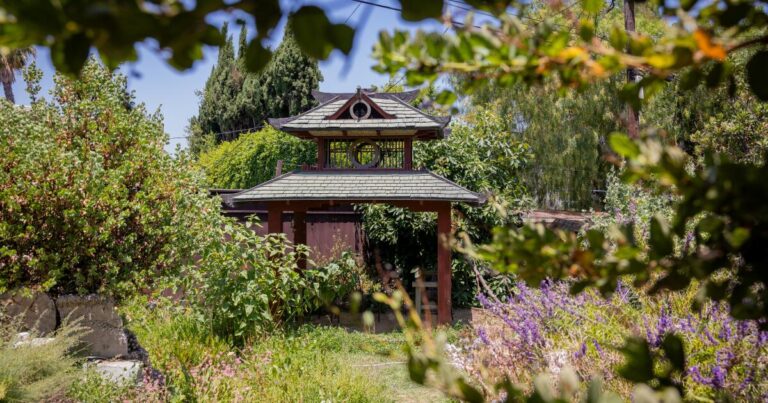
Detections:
[230, 170, 485, 205]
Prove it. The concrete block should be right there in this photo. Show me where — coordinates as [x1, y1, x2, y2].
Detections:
[56, 295, 128, 358]
[13, 331, 55, 348]
[0, 291, 56, 334]
[91, 360, 143, 385]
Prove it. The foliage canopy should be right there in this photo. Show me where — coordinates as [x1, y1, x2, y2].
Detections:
[189, 26, 322, 149]
[0, 60, 218, 297]
[197, 126, 316, 189]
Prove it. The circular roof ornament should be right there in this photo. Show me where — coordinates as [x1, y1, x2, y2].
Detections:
[347, 138, 381, 169]
[350, 100, 371, 120]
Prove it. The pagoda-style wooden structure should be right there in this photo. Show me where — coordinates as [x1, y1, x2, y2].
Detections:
[230, 88, 484, 323]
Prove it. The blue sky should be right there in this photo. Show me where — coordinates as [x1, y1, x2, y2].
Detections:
[9, 0, 467, 152]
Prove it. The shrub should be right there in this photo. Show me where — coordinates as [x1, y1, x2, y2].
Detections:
[178, 220, 369, 345]
[0, 322, 83, 402]
[122, 298, 398, 402]
[308, 250, 380, 308]
[462, 281, 767, 401]
[197, 126, 316, 189]
[0, 61, 220, 298]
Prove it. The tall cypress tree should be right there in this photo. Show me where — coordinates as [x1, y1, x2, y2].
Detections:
[261, 28, 322, 117]
[189, 25, 322, 151]
[190, 24, 238, 140]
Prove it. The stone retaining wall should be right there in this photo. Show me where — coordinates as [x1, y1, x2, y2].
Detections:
[1, 292, 129, 358]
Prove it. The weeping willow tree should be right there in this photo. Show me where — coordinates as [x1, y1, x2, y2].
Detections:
[454, 3, 669, 211]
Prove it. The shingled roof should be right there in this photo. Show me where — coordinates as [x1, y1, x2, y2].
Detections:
[268, 89, 450, 138]
[231, 170, 485, 205]
[311, 89, 421, 104]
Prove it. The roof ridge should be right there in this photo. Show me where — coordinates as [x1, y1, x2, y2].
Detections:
[425, 170, 486, 202]
[232, 170, 297, 197]
[268, 96, 341, 128]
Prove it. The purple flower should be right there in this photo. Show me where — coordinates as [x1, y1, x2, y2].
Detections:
[711, 366, 727, 388]
[574, 342, 587, 359]
[688, 364, 727, 389]
[592, 339, 604, 357]
[758, 330, 768, 346]
[477, 327, 490, 345]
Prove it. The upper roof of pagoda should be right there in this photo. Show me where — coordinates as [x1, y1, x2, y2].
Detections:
[268, 88, 450, 140]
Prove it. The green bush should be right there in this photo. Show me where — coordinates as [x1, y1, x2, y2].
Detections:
[198, 126, 316, 189]
[308, 251, 380, 308]
[0, 322, 83, 402]
[178, 220, 369, 345]
[121, 298, 404, 402]
[0, 61, 220, 298]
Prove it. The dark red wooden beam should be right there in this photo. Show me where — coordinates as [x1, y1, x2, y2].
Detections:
[267, 202, 283, 234]
[436, 202, 452, 324]
[292, 209, 308, 270]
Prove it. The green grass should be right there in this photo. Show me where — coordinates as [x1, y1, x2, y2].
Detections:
[118, 297, 449, 402]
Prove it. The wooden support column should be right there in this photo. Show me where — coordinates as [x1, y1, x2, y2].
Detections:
[293, 209, 308, 269]
[317, 138, 326, 169]
[436, 203, 452, 324]
[267, 202, 282, 234]
[404, 138, 413, 170]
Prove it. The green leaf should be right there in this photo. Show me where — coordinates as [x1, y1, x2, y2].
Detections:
[244, 40, 273, 72]
[618, 337, 654, 383]
[407, 355, 428, 384]
[661, 334, 685, 372]
[399, 0, 444, 21]
[609, 133, 640, 159]
[57, 33, 91, 76]
[290, 6, 355, 59]
[455, 378, 484, 403]
[583, 0, 604, 15]
[746, 51, 768, 101]
[649, 216, 674, 258]
[435, 90, 457, 106]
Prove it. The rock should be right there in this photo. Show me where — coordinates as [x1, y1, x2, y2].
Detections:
[91, 360, 143, 385]
[0, 291, 57, 335]
[56, 295, 128, 358]
[13, 332, 56, 348]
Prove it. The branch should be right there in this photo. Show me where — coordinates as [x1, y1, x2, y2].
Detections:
[728, 35, 768, 53]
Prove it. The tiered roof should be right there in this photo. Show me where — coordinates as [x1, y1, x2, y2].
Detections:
[232, 170, 484, 204]
[268, 88, 450, 139]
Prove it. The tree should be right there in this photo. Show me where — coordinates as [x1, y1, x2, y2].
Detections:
[0, 47, 35, 103]
[189, 26, 322, 149]
[0, 60, 221, 298]
[456, 3, 670, 211]
[198, 126, 316, 189]
[189, 24, 240, 145]
[261, 29, 323, 118]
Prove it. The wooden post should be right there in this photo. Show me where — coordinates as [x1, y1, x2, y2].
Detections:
[293, 209, 307, 269]
[317, 138, 326, 169]
[436, 203, 452, 324]
[267, 202, 282, 234]
[404, 138, 413, 170]
[275, 160, 283, 177]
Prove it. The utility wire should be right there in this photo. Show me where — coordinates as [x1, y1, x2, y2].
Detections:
[345, 2, 362, 24]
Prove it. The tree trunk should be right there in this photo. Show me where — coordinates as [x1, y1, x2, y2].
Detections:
[2, 79, 14, 104]
[624, 0, 639, 138]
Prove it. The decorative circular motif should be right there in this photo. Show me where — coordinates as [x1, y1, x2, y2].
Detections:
[347, 138, 381, 169]
[350, 100, 371, 120]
